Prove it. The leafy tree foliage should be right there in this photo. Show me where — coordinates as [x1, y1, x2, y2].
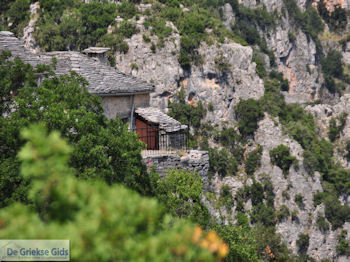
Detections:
[209, 148, 238, 177]
[324, 195, 350, 230]
[329, 113, 348, 142]
[235, 98, 264, 137]
[296, 233, 309, 255]
[34, 0, 134, 56]
[318, 2, 347, 32]
[336, 230, 350, 256]
[0, 124, 227, 262]
[269, 145, 297, 176]
[168, 88, 207, 147]
[316, 215, 330, 233]
[150, 169, 210, 226]
[321, 50, 343, 79]
[245, 145, 262, 176]
[0, 0, 30, 36]
[0, 53, 147, 207]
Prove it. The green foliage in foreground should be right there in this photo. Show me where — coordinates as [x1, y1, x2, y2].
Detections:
[0, 124, 225, 262]
[0, 52, 147, 207]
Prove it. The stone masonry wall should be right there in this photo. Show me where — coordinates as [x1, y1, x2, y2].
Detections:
[142, 150, 209, 179]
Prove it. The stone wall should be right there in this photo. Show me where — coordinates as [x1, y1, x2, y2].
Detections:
[142, 150, 209, 179]
[101, 94, 150, 119]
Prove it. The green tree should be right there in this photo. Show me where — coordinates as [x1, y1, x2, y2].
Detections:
[150, 169, 210, 226]
[235, 98, 264, 137]
[0, 124, 227, 262]
[269, 145, 297, 176]
[0, 54, 147, 207]
[296, 233, 309, 255]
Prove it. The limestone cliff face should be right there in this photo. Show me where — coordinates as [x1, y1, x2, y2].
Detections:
[19, 1, 350, 260]
[307, 95, 350, 169]
[206, 114, 350, 261]
[114, 18, 264, 125]
[226, 2, 326, 104]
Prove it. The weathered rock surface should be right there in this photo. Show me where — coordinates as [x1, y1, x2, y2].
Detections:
[267, 25, 323, 103]
[23, 2, 40, 53]
[115, 19, 264, 125]
[307, 94, 350, 169]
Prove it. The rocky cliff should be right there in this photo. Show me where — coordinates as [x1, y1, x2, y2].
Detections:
[16, 0, 350, 261]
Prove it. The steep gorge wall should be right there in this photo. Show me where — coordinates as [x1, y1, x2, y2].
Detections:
[115, 17, 264, 125]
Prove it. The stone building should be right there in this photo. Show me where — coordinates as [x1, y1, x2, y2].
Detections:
[0, 31, 188, 151]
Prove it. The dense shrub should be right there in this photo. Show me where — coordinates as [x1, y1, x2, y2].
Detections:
[294, 194, 304, 209]
[150, 169, 210, 225]
[296, 233, 309, 255]
[250, 203, 276, 226]
[328, 113, 347, 142]
[324, 195, 350, 230]
[209, 148, 238, 177]
[245, 145, 263, 176]
[318, 2, 347, 32]
[0, 54, 148, 206]
[269, 145, 297, 175]
[34, 0, 120, 52]
[250, 181, 265, 206]
[336, 230, 350, 256]
[316, 215, 330, 233]
[252, 54, 267, 78]
[276, 205, 290, 222]
[296, 234, 310, 254]
[321, 50, 343, 79]
[220, 185, 234, 212]
[218, 127, 244, 163]
[235, 98, 264, 137]
[168, 89, 207, 130]
[0, 124, 226, 262]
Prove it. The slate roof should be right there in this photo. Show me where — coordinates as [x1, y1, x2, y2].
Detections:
[136, 107, 188, 132]
[83, 47, 110, 54]
[0, 31, 155, 96]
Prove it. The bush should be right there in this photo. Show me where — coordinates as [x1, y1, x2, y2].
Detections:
[276, 205, 290, 222]
[219, 127, 243, 162]
[5, 0, 31, 36]
[336, 230, 350, 256]
[269, 145, 297, 176]
[250, 203, 276, 226]
[321, 50, 343, 79]
[34, 1, 118, 51]
[0, 124, 226, 262]
[168, 89, 207, 130]
[0, 55, 148, 206]
[316, 215, 329, 233]
[328, 113, 348, 142]
[252, 54, 267, 78]
[294, 194, 304, 209]
[245, 145, 262, 176]
[209, 148, 238, 177]
[296, 233, 309, 255]
[220, 185, 234, 212]
[118, 21, 138, 39]
[324, 195, 350, 230]
[318, 2, 347, 32]
[151, 169, 210, 226]
[250, 181, 264, 206]
[235, 98, 264, 137]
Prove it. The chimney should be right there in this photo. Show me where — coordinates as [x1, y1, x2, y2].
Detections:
[83, 47, 111, 65]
